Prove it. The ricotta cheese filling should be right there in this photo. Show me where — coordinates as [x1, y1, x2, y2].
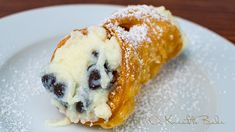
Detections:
[42, 26, 121, 124]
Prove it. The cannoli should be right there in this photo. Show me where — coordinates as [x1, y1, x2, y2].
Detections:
[41, 5, 184, 128]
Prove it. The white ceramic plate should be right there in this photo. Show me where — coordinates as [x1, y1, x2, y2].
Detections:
[0, 4, 234, 132]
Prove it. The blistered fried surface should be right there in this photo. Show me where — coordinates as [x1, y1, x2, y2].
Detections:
[50, 5, 184, 129]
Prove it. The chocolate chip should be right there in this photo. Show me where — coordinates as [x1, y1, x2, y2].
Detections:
[104, 62, 117, 88]
[54, 83, 65, 98]
[88, 68, 101, 90]
[104, 62, 110, 73]
[41, 74, 56, 91]
[76, 101, 85, 113]
[92, 51, 99, 58]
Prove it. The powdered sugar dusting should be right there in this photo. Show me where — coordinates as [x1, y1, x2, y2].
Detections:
[0, 43, 51, 131]
[0, 8, 234, 132]
[107, 5, 173, 23]
[104, 5, 175, 49]
[104, 5, 177, 71]
[113, 20, 235, 131]
[118, 24, 150, 48]
[114, 53, 216, 132]
[156, 25, 164, 39]
[124, 47, 131, 76]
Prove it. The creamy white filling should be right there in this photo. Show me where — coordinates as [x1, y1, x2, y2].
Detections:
[45, 26, 121, 124]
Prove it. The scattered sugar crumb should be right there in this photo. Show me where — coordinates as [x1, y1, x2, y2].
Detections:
[0, 49, 49, 132]
[113, 52, 215, 132]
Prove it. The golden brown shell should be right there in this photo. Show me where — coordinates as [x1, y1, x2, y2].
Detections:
[51, 5, 184, 129]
